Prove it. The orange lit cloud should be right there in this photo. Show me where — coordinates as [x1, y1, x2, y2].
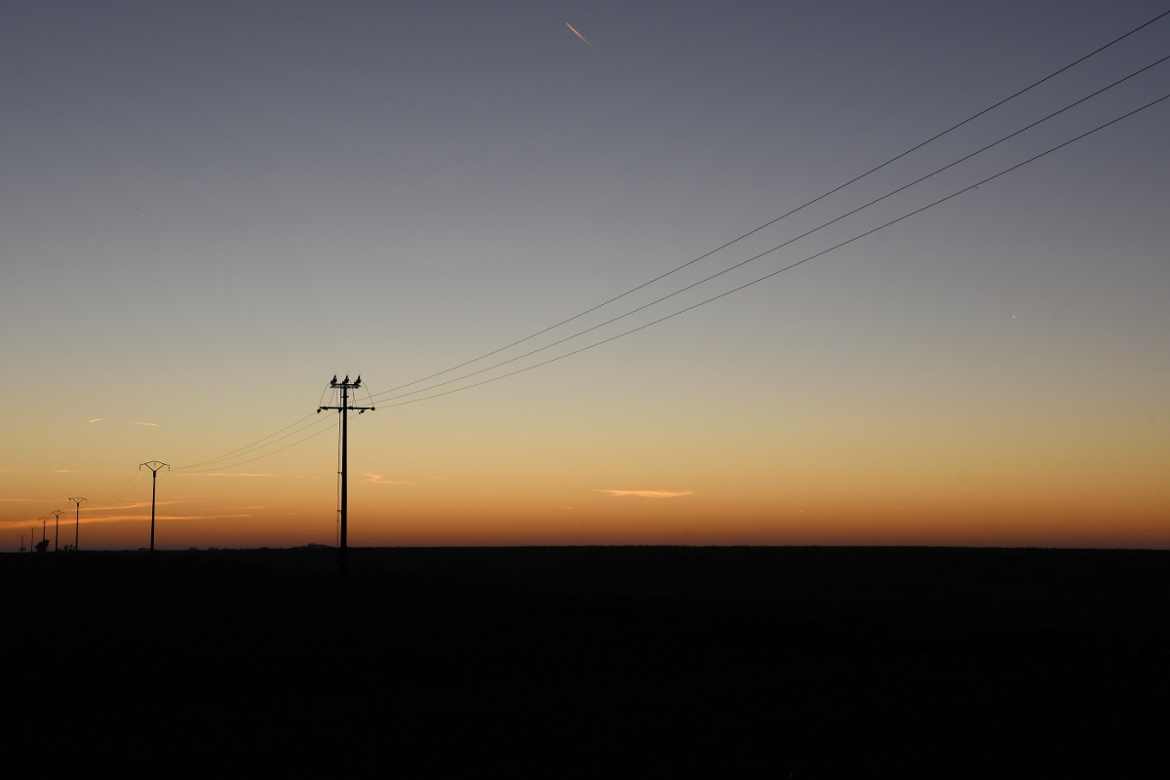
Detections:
[0, 512, 252, 530]
[87, 501, 179, 512]
[133, 421, 161, 428]
[596, 489, 694, 499]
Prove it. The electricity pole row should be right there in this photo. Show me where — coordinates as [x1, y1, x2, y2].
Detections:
[26, 375, 368, 558]
[24, 498, 85, 553]
[318, 375, 374, 575]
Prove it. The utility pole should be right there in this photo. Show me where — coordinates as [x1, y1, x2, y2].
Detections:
[68, 497, 87, 552]
[139, 461, 171, 552]
[50, 510, 64, 552]
[318, 375, 374, 575]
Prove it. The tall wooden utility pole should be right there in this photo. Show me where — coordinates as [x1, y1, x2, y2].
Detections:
[318, 375, 374, 575]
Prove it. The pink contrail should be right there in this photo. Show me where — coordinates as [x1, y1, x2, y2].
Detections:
[565, 22, 592, 47]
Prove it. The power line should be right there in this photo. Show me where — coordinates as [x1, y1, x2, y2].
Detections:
[146, 8, 1169, 470]
[178, 417, 337, 474]
[367, 7, 1170, 401]
[172, 380, 368, 472]
[372, 54, 1169, 405]
[376, 92, 1170, 410]
[160, 9, 1168, 463]
[173, 411, 321, 471]
[174, 413, 335, 475]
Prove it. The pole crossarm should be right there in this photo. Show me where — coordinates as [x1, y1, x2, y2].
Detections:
[318, 374, 376, 414]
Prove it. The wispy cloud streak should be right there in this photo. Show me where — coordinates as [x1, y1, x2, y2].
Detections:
[565, 22, 592, 47]
[176, 472, 273, 479]
[86, 500, 180, 512]
[596, 489, 694, 499]
[0, 512, 250, 530]
[364, 473, 414, 486]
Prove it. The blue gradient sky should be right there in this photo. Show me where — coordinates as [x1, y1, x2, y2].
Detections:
[2, 1, 1168, 548]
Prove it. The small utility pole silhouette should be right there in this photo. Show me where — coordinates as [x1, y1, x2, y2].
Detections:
[50, 510, 64, 552]
[318, 375, 374, 575]
[139, 461, 171, 552]
[68, 497, 87, 552]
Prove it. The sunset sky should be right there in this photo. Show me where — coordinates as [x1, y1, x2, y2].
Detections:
[2, 1, 1168, 549]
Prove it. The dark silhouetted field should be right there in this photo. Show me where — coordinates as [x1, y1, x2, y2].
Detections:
[4, 546, 1167, 776]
